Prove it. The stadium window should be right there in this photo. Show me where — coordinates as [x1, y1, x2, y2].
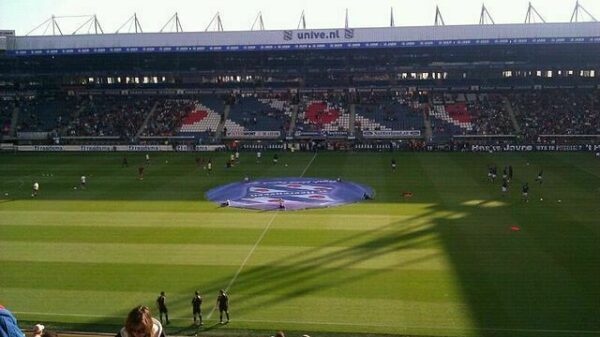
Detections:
[88, 77, 94, 83]
[502, 71, 512, 78]
[536, 71, 542, 77]
[107, 77, 114, 84]
[545, 71, 553, 78]
[580, 70, 595, 77]
[161, 76, 166, 82]
[567, 70, 574, 77]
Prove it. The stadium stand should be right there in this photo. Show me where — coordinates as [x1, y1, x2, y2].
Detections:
[223, 93, 293, 137]
[144, 99, 196, 137]
[511, 91, 600, 139]
[467, 94, 515, 135]
[61, 96, 158, 139]
[177, 97, 222, 141]
[296, 92, 350, 134]
[1, 99, 14, 136]
[354, 91, 425, 132]
[429, 93, 516, 140]
[15, 96, 79, 134]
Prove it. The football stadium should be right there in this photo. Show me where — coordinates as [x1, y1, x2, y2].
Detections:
[1, 1, 600, 337]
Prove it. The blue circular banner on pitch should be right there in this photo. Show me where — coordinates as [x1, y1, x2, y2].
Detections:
[206, 177, 373, 210]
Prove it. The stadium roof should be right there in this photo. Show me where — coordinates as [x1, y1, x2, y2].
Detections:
[5, 22, 600, 56]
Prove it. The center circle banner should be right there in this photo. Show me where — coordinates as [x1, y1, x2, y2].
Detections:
[206, 177, 374, 210]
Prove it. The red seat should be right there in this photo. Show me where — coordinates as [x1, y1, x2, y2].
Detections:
[305, 102, 340, 124]
[182, 110, 208, 125]
[445, 103, 471, 123]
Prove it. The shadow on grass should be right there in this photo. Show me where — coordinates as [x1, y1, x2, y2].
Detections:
[158, 196, 599, 337]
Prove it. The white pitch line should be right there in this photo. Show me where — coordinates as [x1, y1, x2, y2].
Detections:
[300, 152, 317, 177]
[11, 311, 600, 335]
[206, 152, 317, 319]
[206, 212, 278, 320]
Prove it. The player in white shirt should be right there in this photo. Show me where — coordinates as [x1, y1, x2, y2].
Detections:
[32, 182, 39, 197]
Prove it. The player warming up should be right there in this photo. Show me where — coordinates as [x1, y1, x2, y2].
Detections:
[156, 291, 169, 325]
[191, 291, 203, 325]
[535, 169, 543, 184]
[521, 183, 529, 202]
[216, 289, 230, 324]
[32, 182, 39, 197]
[501, 178, 508, 196]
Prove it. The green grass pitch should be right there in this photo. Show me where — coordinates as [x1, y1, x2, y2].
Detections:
[0, 151, 599, 337]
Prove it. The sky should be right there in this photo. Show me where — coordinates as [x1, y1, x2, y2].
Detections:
[1, 0, 599, 35]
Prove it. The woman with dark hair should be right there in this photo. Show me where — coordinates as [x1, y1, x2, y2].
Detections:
[116, 306, 165, 337]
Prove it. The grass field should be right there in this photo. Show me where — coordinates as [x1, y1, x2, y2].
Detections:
[1, 151, 599, 337]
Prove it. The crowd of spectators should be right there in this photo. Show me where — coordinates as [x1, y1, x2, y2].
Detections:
[61, 96, 159, 140]
[5, 90, 600, 144]
[1, 100, 14, 136]
[143, 99, 197, 137]
[467, 94, 514, 135]
[0, 304, 310, 337]
[511, 91, 600, 139]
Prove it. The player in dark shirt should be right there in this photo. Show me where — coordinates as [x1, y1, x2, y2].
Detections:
[501, 178, 508, 196]
[191, 291, 203, 325]
[522, 183, 529, 202]
[391, 159, 396, 170]
[216, 289, 230, 324]
[508, 165, 513, 181]
[138, 166, 144, 180]
[156, 291, 169, 325]
[122, 156, 128, 168]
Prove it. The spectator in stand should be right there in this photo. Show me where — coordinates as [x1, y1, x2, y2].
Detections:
[32, 325, 44, 337]
[0, 304, 25, 337]
[115, 306, 164, 337]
